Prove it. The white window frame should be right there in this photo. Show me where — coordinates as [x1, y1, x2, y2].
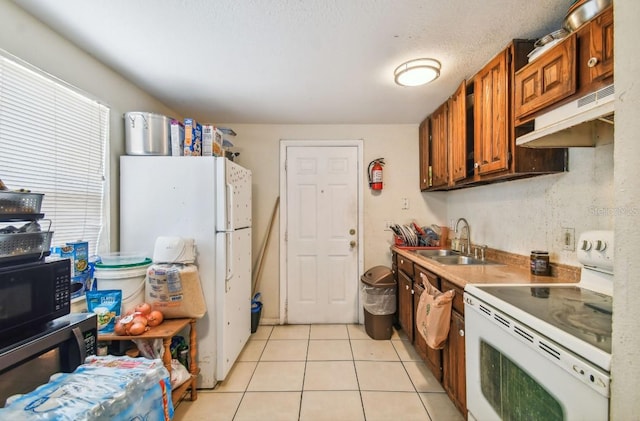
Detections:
[0, 49, 110, 257]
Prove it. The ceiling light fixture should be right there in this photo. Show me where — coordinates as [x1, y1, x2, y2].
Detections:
[394, 58, 441, 87]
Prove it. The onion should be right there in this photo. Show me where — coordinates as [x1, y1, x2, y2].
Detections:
[135, 302, 152, 316]
[114, 320, 127, 336]
[146, 310, 164, 327]
[132, 314, 148, 327]
[128, 322, 147, 336]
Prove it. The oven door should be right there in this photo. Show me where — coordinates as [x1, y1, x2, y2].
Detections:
[464, 293, 609, 421]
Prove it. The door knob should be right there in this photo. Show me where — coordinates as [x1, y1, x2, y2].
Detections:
[350, 240, 356, 248]
[587, 57, 599, 68]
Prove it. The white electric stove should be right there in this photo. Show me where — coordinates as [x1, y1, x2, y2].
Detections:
[464, 230, 613, 421]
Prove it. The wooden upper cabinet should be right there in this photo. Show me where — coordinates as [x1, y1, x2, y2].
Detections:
[418, 117, 430, 190]
[512, 6, 613, 124]
[514, 33, 577, 123]
[585, 6, 613, 84]
[449, 81, 467, 182]
[474, 49, 510, 176]
[430, 102, 449, 188]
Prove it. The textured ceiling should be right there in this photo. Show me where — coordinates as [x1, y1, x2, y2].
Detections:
[12, 0, 568, 124]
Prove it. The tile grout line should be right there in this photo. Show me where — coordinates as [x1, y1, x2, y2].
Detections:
[231, 325, 273, 420]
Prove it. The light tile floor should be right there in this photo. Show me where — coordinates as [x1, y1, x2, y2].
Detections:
[174, 324, 464, 421]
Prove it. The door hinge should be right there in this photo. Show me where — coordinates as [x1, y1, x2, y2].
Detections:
[507, 151, 512, 164]
[284, 230, 288, 242]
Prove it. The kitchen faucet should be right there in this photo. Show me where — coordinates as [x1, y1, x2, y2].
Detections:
[455, 218, 471, 255]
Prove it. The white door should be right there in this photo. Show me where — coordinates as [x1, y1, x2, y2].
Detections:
[285, 145, 360, 323]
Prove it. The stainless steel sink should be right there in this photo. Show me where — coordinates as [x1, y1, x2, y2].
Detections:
[415, 249, 459, 257]
[428, 255, 503, 266]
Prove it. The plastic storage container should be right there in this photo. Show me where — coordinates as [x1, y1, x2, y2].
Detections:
[94, 258, 152, 314]
[360, 266, 396, 340]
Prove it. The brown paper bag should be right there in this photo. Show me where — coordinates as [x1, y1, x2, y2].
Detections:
[415, 280, 455, 349]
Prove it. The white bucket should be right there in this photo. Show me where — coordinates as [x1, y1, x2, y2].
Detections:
[95, 258, 151, 314]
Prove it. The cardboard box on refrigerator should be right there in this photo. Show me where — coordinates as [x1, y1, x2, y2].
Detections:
[170, 119, 184, 156]
[183, 118, 202, 156]
[202, 125, 223, 157]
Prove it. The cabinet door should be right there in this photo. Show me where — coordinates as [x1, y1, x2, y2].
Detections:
[514, 34, 577, 122]
[430, 102, 449, 188]
[444, 310, 466, 416]
[449, 81, 468, 182]
[413, 282, 428, 361]
[397, 270, 414, 342]
[474, 49, 509, 176]
[391, 254, 399, 328]
[586, 6, 614, 83]
[418, 117, 431, 190]
[441, 278, 466, 415]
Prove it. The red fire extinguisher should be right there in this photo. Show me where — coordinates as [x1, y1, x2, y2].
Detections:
[368, 158, 385, 190]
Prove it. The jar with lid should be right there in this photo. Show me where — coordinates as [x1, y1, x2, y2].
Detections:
[530, 251, 550, 276]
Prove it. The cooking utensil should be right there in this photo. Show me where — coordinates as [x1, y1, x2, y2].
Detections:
[563, 0, 611, 32]
[533, 28, 569, 48]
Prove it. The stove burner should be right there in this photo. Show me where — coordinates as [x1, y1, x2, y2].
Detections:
[550, 306, 611, 343]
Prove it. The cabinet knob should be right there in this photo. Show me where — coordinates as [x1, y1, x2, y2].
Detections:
[587, 57, 599, 68]
[474, 162, 479, 169]
[405, 285, 409, 290]
[459, 329, 465, 337]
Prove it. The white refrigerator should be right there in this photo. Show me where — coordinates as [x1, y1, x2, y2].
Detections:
[120, 156, 252, 388]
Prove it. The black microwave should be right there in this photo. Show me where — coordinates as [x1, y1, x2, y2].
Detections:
[0, 259, 71, 342]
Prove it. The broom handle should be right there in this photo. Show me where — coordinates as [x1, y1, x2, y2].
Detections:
[252, 196, 280, 297]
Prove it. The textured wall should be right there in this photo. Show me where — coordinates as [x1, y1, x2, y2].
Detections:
[446, 144, 614, 266]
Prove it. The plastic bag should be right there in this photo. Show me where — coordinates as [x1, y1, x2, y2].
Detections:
[132, 338, 164, 359]
[170, 359, 191, 389]
[415, 280, 454, 349]
[86, 290, 122, 333]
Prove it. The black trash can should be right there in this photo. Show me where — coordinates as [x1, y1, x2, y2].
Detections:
[360, 266, 396, 340]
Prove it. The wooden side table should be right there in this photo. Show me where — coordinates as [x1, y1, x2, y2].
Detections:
[99, 318, 198, 405]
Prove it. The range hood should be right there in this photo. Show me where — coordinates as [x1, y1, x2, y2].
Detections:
[516, 84, 615, 148]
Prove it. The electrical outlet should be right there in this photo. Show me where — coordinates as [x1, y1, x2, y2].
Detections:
[384, 221, 394, 231]
[562, 227, 575, 251]
[401, 198, 409, 210]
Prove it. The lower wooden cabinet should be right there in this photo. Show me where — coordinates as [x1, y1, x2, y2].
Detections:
[397, 269, 414, 342]
[392, 253, 466, 416]
[413, 281, 443, 383]
[441, 278, 467, 416]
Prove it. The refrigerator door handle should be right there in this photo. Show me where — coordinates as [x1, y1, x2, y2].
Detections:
[226, 182, 234, 231]
[225, 231, 234, 292]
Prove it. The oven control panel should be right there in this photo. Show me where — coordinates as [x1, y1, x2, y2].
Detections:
[577, 230, 613, 273]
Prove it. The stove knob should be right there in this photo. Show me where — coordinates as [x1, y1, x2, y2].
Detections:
[595, 240, 607, 251]
[581, 240, 592, 251]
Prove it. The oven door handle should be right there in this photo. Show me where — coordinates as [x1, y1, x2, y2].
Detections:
[71, 326, 87, 363]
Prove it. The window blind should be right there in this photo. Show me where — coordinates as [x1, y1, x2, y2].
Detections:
[0, 51, 109, 256]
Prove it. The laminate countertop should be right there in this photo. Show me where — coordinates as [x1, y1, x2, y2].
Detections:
[392, 246, 579, 289]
